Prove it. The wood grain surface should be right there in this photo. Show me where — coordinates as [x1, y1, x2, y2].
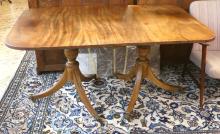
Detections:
[6, 5, 215, 50]
[28, 0, 131, 73]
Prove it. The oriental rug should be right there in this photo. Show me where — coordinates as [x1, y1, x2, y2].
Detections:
[1, 51, 220, 134]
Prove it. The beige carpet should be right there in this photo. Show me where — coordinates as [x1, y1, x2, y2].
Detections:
[0, 0, 27, 99]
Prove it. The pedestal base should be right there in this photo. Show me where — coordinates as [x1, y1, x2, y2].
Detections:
[30, 49, 105, 123]
[117, 46, 183, 114]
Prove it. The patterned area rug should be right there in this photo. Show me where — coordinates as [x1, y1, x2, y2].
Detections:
[0, 51, 220, 134]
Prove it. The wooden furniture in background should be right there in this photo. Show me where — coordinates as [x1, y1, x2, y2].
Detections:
[190, 0, 220, 79]
[138, 0, 194, 65]
[28, 0, 132, 74]
[6, 5, 214, 119]
[186, 0, 220, 107]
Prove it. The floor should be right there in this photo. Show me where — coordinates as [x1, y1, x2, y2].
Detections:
[0, 0, 27, 100]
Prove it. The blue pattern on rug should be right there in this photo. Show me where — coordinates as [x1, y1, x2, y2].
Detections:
[0, 51, 220, 134]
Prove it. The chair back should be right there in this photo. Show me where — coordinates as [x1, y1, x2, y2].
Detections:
[190, 0, 220, 51]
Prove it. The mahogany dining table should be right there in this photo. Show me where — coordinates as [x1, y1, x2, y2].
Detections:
[5, 5, 214, 122]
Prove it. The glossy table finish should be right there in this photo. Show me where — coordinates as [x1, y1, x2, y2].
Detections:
[6, 5, 214, 121]
[6, 5, 214, 50]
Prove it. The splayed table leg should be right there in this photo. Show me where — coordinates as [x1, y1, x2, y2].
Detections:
[30, 49, 103, 122]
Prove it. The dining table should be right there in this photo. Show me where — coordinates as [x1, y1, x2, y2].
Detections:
[5, 5, 215, 122]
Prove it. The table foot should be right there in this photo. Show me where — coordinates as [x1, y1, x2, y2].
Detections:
[95, 116, 107, 126]
[124, 112, 132, 122]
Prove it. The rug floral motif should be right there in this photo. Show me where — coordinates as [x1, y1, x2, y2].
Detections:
[0, 51, 220, 134]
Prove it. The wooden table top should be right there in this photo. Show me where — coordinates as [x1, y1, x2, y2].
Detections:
[6, 5, 215, 50]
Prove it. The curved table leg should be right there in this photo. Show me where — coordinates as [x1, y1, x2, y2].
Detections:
[30, 69, 67, 101]
[127, 65, 143, 113]
[72, 70, 99, 118]
[145, 67, 182, 92]
[72, 69, 105, 124]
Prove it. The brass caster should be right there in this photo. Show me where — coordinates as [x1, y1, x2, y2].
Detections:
[124, 112, 132, 122]
[95, 116, 107, 126]
[29, 96, 37, 102]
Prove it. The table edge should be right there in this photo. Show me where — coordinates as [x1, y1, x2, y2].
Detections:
[5, 36, 215, 50]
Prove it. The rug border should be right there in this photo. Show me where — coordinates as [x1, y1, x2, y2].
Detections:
[0, 51, 27, 104]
